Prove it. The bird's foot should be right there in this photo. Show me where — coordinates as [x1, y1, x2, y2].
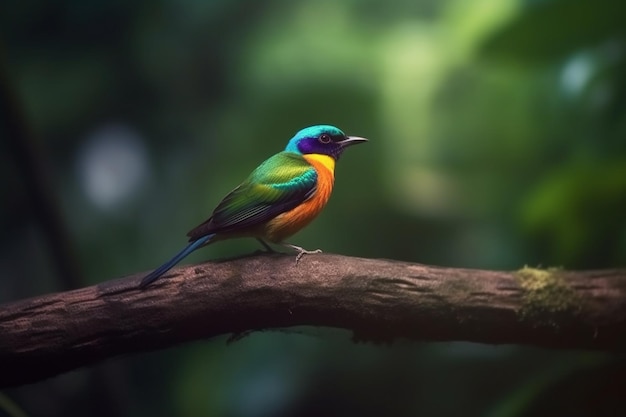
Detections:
[281, 243, 322, 264]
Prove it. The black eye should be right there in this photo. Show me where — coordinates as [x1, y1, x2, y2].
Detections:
[319, 133, 332, 144]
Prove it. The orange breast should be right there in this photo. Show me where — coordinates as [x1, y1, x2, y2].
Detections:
[263, 154, 335, 243]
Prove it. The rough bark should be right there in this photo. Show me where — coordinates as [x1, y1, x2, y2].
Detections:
[1, 253, 625, 388]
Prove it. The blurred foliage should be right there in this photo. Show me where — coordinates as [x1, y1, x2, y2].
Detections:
[1, 0, 625, 416]
[481, 0, 626, 63]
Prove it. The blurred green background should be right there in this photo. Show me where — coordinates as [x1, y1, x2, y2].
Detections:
[1, 0, 625, 416]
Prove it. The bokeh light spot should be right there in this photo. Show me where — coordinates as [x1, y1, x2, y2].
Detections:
[76, 124, 149, 211]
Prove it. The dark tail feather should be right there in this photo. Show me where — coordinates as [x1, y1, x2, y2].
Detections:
[139, 234, 213, 288]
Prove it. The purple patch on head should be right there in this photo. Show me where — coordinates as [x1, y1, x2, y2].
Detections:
[297, 138, 344, 158]
[296, 137, 318, 154]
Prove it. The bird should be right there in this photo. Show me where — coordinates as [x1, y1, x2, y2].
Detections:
[139, 124, 367, 287]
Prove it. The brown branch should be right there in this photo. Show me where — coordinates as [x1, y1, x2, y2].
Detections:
[1, 253, 625, 387]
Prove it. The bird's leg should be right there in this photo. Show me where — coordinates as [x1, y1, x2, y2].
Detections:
[256, 238, 276, 253]
[281, 243, 322, 263]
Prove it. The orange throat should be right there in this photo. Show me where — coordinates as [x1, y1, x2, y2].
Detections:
[263, 154, 335, 243]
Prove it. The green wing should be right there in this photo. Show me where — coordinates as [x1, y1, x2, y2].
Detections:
[187, 152, 316, 240]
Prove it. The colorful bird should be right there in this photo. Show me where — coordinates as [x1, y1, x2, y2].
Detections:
[139, 125, 367, 287]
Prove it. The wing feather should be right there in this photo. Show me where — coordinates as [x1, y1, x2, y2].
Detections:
[187, 152, 316, 240]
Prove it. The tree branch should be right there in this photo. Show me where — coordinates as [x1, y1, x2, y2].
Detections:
[1, 253, 625, 387]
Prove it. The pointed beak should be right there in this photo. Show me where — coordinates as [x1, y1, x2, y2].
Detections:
[338, 136, 368, 148]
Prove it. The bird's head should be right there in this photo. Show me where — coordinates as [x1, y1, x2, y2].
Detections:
[285, 125, 367, 159]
